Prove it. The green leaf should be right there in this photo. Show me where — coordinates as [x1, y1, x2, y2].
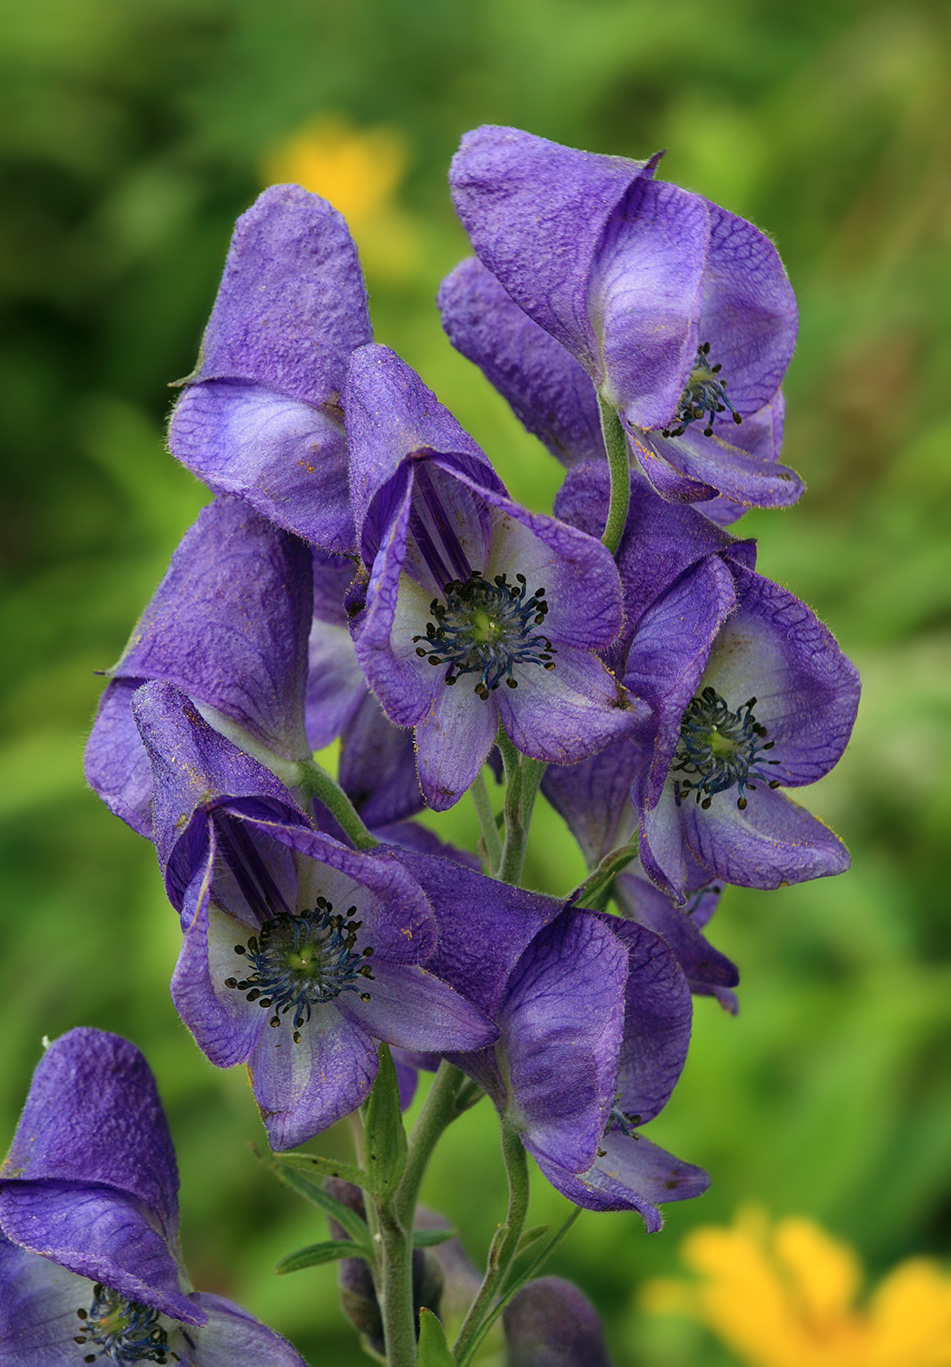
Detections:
[417, 1309, 455, 1366]
[272, 1150, 369, 1189]
[412, 1227, 457, 1248]
[252, 1146, 373, 1254]
[363, 1043, 408, 1199]
[275, 1239, 360, 1273]
[515, 1224, 549, 1255]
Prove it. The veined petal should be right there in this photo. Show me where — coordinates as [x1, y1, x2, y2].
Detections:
[681, 784, 850, 890]
[641, 424, 803, 510]
[339, 961, 497, 1052]
[530, 1130, 709, 1226]
[593, 177, 708, 427]
[500, 912, 627, 1174]
[503, 1278, 613, 1367]
[185, 184, 371, 407]
[496, 644, 637, 765]
[114, 496, 313, 763]
[170, 383, 356, 553]
[415, 673, 499, 810]
[84, 676, 153, 837]
[640, 783, 691, 903]
[306, 617, 368, 750]
[450, 125, 657, 378]
[1, 1030, 179, 1242]
[438, 257, 605, 467]
[541, 740, 641, 868]
[187, 1292, 309, 1367]
[702, 567, 860, 787]
[248, 1005, 379, 1150]
[0, 1183, 198, 1324]
[338, 693, 423, 826]
[0, 1239, 97, 1366]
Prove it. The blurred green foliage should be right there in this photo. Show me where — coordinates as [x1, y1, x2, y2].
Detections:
[1, 0, 950, 1363]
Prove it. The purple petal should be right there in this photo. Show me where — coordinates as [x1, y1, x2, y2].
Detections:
[414, 676, 499, 811]
[541, 741, 641, 867]
[0, 1183, 198, 1323]
[639, 783, 691, 903]
[169, 382, 356, 552]
[438, 257, 605, 467]
[503, 1277, 613, 1367]
[593, 177, 709, 427]
[306, 616, 368, 751]
[184, 184, 371, 407]
[530, 1129, 708, 1226]
[84, 676, 153, 837]
[602, 918, 692, 1124]
[449, 126, 657, 380]
[339, 961, 497, 1052]
[346, 344, 493, 553]
[705, 567, 861, 786]
[624, 555, 738, 811]
[0, 1237, 94, 1366]
[339, 693, 423, 825]
[1, 1029, 179, 1242]
[635, 424, 803, 510]
[496, 644, 639, 764]
[498, 912, 627, 1174]
[682, 785, 850, 890]
[249, 1006, 379, 1149]
[187, 1292, 309, 1367]
[113, 496, 313, 763]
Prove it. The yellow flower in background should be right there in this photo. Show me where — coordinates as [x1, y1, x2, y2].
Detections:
[643, 1208, 951, 1367]
[260, 115, 419, 281]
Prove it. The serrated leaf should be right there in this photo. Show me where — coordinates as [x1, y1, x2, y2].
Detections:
[274, 1150, 369, 1189]
[412, 1227, 457, 1248]
[417, 1308, 455, 1366]
[515, 1224, 549, 1255]
[275, 1239, 360, 1273]
[363, 1043, 408, 1199]
[252, 1147, 373, 1254]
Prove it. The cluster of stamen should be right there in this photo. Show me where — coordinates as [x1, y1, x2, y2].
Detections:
[663, 342, 743, 439]
[672, 686, 781, 810]
[412, 570, 555, 699]
[224, 898, 374, 1043]
[75, 1285, 176, 1364]
[596, 1102, 643, 1156]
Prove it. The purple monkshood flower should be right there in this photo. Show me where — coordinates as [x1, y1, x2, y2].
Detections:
[503, 1278, 614, 1367]
[439, 256, 787, 526]
[624, 554, 861, 900]
[449, 126, 802, 511]
[541, 742, 738, 1014]
[0, 1029, 307, 1366]
[168, 185, 372, 554]
[345, 343, 640, 810]
[307, 548, 423, 827]
[450, 908, 708, 1229]
[133, 681, 497, 1150]
[85, 495, 313, 838]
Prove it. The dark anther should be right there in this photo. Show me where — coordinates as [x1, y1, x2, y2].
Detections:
[673, 687, 778, 810]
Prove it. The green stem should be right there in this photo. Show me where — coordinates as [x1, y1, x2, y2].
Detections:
[496, 731, 545, 886]
[453, 1125, 530, 1365]
[570, 836, 640, 910]
[376, 1195, 417, 1367]
[470, 770, 502, 874]
[598, 394, 631, 556]
[395, 1061, 466, 1230]
[296, 758, 378, 850]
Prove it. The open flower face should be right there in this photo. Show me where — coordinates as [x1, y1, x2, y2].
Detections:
[625, 558, 861, 899]
[134, 682, 496, 1149]
[0, 1030, 308, 1367]
[346, 344, 638, 809]
[448, 127, 801, 511]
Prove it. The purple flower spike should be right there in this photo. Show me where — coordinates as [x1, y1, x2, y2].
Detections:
[454, 908, 704, 1230]
[626, 558, 861, 899]
[346, 344, 638, 809]
[450, 126, 802, 510]
[0, 1029, 308, 1366]
[503, 1277, 614, 1367]
[168, 185, 372, 553]
[85, 495, 313, 837]
[134, 683, 497, 1149]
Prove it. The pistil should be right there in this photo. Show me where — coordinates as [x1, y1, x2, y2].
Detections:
[663, 342, 743, 439]
[672, 687, 781, 810]
[224, 897, 374, 1042]
[413, 570, 556, 699]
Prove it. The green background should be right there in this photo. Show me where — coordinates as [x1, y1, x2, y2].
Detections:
[1, 0, 950, 1362]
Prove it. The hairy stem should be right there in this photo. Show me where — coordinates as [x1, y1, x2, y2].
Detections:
[598, 395, 631, 557]
[396, 1060, 466, 1230]
[453, 1124, 530, 1364]
[296, 757, 378, 850]
[471, 770, 502, 874]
